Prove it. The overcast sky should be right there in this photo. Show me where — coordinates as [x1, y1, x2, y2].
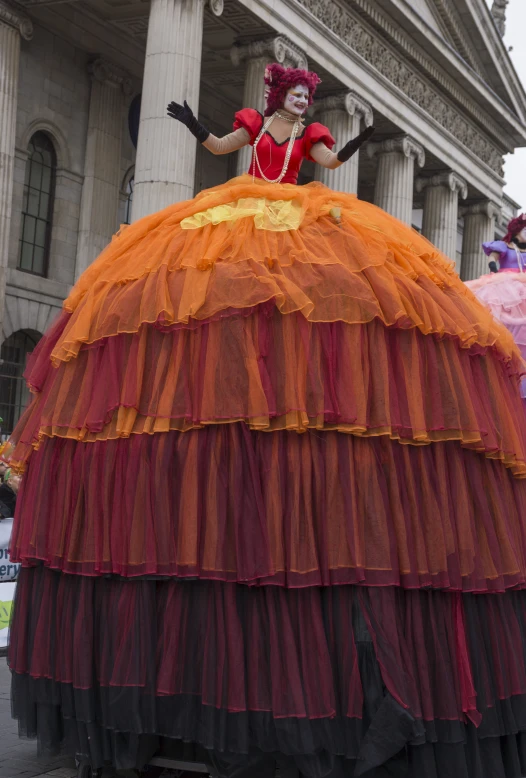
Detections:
[486, 0, 526, 209]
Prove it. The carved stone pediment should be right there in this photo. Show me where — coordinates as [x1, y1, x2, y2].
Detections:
[295, 0, 506, 175]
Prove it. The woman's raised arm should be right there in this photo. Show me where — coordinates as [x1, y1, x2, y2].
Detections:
[167, 100, 250, 155]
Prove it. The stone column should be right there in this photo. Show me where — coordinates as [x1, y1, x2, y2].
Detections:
[460, 201, 500, 281]
[367, 136, 425, 224]
[416, 171, 468, 264]
[311, 92, 373, 193]
[230, 36, 307, 176]
[75, 58, 132, 280]
[132, 0, 223, 221]
[0, 0, 32, 342]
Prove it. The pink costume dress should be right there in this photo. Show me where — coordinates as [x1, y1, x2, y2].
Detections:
[466, 240, 526, 400]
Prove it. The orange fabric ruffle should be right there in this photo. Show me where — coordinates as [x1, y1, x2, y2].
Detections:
[8, 312, 526, 476]
[50, 178, 520, 367]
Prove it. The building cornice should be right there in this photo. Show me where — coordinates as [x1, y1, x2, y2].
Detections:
[294, 0, 505, 175]
[430, 0, 486, 77]
[349, 0, 526, 133]
[464, 0, 525, 118]
[346, 0, 518, 140]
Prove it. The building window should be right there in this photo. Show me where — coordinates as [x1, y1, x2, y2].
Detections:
[0, 330, 40, 438]
[18, 132, 56, 277]
[456, 223, 464, 269]
[128, 94, 141, 149]
[412, 208, 423, 234]
[124, 176, 134, 225]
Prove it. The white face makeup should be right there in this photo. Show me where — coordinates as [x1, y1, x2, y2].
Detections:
[283, 84, 309, 116]
[517, 226, 526, 243]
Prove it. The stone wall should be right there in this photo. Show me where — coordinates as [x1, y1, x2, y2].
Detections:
[4, 22, 136, 340]
[9, 25, 89, 287]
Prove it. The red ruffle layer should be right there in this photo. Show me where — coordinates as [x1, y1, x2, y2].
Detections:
[11, 429, 526, 590]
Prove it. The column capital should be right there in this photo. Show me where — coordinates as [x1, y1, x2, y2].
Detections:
[416, 171, 468, 200]
[311, 91, 373, 127]
[367, 135, 425, 168]
[231, 35, 307, 70]
[0, 0, 32, 40]
[88, 57, 133, 96]
[460, 199, 501, 220]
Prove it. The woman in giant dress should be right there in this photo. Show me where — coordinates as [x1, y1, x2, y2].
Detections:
[7, 63, 526, 778]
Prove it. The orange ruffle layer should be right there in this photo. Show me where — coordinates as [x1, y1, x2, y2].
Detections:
[8, 311, 526, 475]
[51, 178, 519, 367]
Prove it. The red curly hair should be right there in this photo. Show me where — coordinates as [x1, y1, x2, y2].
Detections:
[264, 63, 321, 117]
[504, 213, 526, 244]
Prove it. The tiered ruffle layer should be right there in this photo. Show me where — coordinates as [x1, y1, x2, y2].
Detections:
[53, 179, 518, 367]
[10, 566, 526, 777]
[11, 429, 526, 590]
[10, 308, 526, 475]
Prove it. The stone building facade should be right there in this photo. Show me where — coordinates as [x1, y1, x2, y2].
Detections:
[0, 0, 525, 435]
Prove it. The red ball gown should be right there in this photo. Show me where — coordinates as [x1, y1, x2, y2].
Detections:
[7, 109, 526, 778]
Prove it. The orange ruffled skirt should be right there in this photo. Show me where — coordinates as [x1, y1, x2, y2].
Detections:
[8, 176, 526, 582]
[8, 177, 526, 776]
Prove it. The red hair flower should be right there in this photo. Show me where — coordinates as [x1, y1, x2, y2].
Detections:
[504, 213, 526, 244]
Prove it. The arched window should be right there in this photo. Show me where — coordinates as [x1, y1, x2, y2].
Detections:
[0, 330, 40, 437]
[124, 176, 134, 225]
[18, 132, 56, 277]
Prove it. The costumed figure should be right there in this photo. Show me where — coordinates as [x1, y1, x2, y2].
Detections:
[465, 213, 526, 402]
[8, 63, 526, 778]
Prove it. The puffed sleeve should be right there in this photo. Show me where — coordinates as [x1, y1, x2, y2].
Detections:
[304, 122, 336, 162]
[482, 240, 508, 259]
[233, 109, 263, 145]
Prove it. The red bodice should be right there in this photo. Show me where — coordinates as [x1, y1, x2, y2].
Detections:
[233, 108, 335, 185]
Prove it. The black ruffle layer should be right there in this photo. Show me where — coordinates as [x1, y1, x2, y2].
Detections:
[9, 567, 526, 777]
[11, 673, 526, 778]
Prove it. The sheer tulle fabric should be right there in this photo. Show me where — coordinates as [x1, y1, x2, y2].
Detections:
[9, 308, 526, 474]
[11, 430, 526, 590]
[466, 273, 526, 400]
[9, 176, 526, 778]
[11, 570, 526, 750]
[11, 576, 526, 778]
[12, 677, 526, 778]
[47, 179, 518, 365]
[7, 568, 495, 724]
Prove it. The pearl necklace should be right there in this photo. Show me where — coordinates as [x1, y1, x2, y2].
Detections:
[275, 110, 303, 123]
[251, 113, 301, 184]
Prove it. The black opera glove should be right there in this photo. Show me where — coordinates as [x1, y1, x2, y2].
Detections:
[488, 260, 498, 274]
[167, 100, 210, 143]
[336, 125, 375, 163]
